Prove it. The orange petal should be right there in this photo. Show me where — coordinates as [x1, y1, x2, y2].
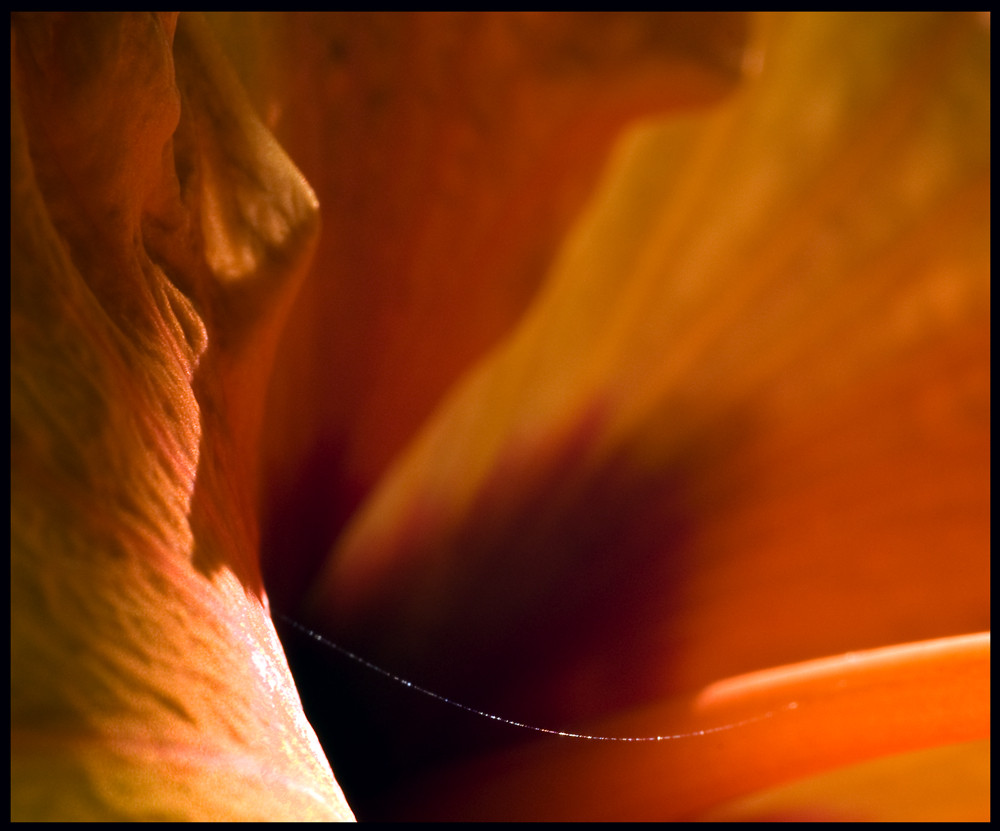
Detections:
[293, 14, 987, 815]
[384, 633, 989, 820]
[206, 12, 755, 607]
[11, 13, 349, 819]
[699, 739, 990, 821]
[306, 9, 987, 693]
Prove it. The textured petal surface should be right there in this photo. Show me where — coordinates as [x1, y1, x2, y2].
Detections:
[11, 13, 351, 820]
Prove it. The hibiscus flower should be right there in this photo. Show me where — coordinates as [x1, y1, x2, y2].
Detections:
[11, 12, 989, 821]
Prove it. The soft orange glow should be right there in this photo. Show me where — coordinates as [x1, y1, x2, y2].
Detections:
[11, 12, 989, 822]
[701, 739, 990, 821]
[270, 12, 987, 818]
[234, 12, 754, 608]
[382, 633, 988, 820]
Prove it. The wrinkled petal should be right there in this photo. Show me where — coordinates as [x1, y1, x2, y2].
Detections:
[11, 13, 350, 820]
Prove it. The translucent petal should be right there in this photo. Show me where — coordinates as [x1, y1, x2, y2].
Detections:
[386, 633, 989, 820]
[300, 13, 988, 817]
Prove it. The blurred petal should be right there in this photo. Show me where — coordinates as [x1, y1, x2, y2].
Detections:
[698, 739, 990, 822]
[298, 11, 988, 814]
[386, 633, 989, 820]
[204, 12, 753, 606]
[11, 13, 350, 819]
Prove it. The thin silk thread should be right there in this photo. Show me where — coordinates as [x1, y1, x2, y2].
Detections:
[279, 615, 778, 742]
